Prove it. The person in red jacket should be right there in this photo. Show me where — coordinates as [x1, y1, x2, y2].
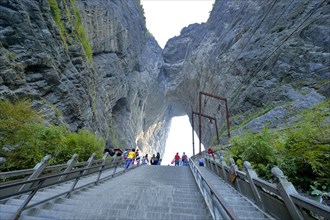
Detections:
[174, 152, 180, 166]
[208, 147, 215, 159]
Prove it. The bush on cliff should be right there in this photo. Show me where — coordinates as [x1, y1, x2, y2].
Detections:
[0, 99, 104, 171]
[229, 100, 330, 193]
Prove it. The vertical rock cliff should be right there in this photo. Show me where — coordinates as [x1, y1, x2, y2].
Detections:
[0, 0, 329, 157]
[0, 0, 169, 156]
[163, 0, 329, 147]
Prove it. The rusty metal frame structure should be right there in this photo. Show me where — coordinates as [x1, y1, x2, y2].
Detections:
[198, 91, 230, 154]
[192, 111, 219, 156]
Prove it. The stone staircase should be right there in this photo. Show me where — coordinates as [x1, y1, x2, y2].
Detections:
[197, 166, 275, 220]
[0, 166, 212, 220]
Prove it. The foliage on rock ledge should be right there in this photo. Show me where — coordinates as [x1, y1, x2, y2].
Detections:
[228, 100, 330, 193]
[0, 100, 104, 171]
[48, 0, 93, 63]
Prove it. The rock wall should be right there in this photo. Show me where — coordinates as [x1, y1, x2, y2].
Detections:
[0, 0, 169, 157]
[163, 0, 329, 147]
[75, 0, 169, 156]
[0, 0, 329, 158]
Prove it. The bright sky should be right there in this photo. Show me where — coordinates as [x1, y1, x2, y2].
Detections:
[162, 116, 204, 165]
[141, 0, 215, 48]
[140, 0, 213, 164]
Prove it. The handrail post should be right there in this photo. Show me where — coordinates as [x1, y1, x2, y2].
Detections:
[243, 161, 265, 210]
[112, 157, 119, 177]
[229, 158, 241, 193]
[214, 157, 221, 177]
[19, 155, 51, 192]
[67, 153, 95, 198]
[219, 156, 228, 183]
[110, 151, 120, 177]
[59, 153, 78, 181]
[83, 153, 96, 175]
[13, 179, 46, 220]
[271, 167, 304, 220]
[95, 152, 108, 185]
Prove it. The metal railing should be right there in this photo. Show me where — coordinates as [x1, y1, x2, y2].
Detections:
[203, 155, 330, 220]
[0, 152, 141, 220]
[189, 158, 239, 220]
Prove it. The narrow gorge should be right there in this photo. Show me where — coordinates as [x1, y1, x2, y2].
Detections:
[0, 0, 329, 159]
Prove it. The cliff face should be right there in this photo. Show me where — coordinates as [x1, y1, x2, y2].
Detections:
[0, 0, 329, 157]
[0, 0, 169, 156]
[75, 0, 169, 155]
[163, 0, 329, 146]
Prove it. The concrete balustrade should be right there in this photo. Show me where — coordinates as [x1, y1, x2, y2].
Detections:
[203, 155, 330, 220]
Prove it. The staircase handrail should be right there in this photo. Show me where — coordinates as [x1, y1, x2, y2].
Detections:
[203, 155, 330, 220]
[0, 153, 141, 220]
[0, 156, 120, 199]
[0, 156, 121, 182]
[290, 193, 330, 218]
[189, 158, 239, 220]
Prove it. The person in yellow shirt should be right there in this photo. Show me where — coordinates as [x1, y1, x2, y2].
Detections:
[125, 148, 136, 169]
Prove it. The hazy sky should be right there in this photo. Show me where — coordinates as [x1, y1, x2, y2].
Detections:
[141, 0, 215, 48]
[140, 0, 213, 164]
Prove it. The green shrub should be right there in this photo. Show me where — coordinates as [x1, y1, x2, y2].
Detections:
[0, 100, 41, 147]
[70, 0, 93, 63]
[280, 101, 330, 191]
[63, 130, 104, 162]
[230, 128, 279, 179]
[0, 99, 104, 171]
[48, 0, 71, 46]
[229, 100, 330, 192]
[49, 0, 92, 63]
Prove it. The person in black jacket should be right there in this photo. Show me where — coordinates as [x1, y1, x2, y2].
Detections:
[150, 154, 157, 165]
[156, 152, 160, 165]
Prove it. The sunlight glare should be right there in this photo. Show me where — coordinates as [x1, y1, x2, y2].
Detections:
[162, 115, 204, 165]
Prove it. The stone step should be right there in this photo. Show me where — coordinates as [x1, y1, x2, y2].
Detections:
[1, 166, 214, 219]
[236, 210, 266, 218]
[3, 198, 24, 206]
[198, 166, 274, 219]
[0, 204, 19, 215]
[21, 207, 102, 220]
[0, 211, 15, 220]
[19, 215, 54, 220]
[231, 204, 259, 211]
[20, 205, 211, 220]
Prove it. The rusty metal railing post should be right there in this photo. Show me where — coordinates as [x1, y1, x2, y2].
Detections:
[215, 118, 220, 145]
[225, 99, 231, 145]
[193, 111, 219, 148]
[192, 111, 195, 156]
[199, 91, 231, 146]
[199, 92, 202, 154]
